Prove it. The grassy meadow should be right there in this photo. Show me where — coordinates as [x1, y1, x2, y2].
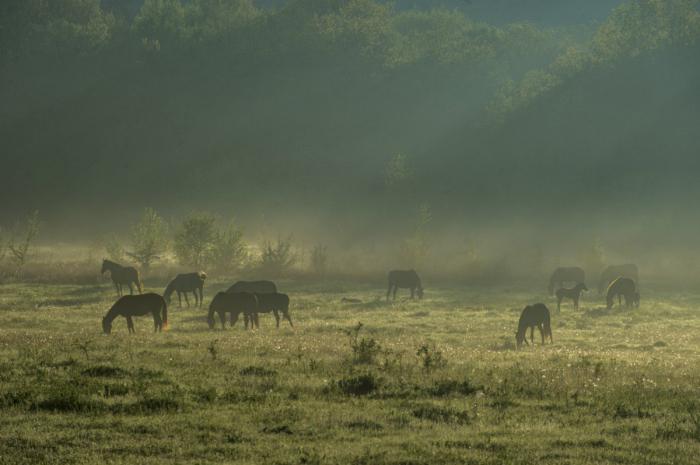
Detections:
[1, 280, 700, 464]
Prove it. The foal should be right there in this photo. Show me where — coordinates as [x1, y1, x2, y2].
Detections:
[555, 282, 587, 312]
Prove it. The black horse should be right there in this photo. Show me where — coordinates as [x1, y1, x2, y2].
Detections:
[606, 277, 640, 309]
[164, 271, 207, 308]
[548, 267, 585, 295]
[598, 264, 639, 294]
[101, 259, 142, 297]
[226, 280, 277, 294]
[516, 303, 553, 349]
[208, 292, 259, 329]
[386, 270, 423, 301]
[247, 293, 293, 329]
[102, 293, 167, 334]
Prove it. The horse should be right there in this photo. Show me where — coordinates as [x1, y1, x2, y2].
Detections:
[207, 292, 259, 330]
[386, 270, 423, 301]
[555, 282, 587, 312]
[102, 293, 167, 334]
[226, 280, 277, 294]
[101, 259, 142, 297]
[164, 271, 207, 308]
[598, 264, 639, 294]
[516, 303, 553, 349]
[606, 277, 639, 309]
[247, 293, 293, 329]
[548, 267, 585, 295]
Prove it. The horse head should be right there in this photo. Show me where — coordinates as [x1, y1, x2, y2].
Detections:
[101, 259, 110, 274]
[102, 317, 112, 334]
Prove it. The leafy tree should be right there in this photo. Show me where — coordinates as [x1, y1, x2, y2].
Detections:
[210, 221, 248, 272]
[310, 244, 329, 276]
[128, 208, 169, 270]
[260, 235, 297, 276]
[7, 211, 40, 278]
[173, 212, 218, 268]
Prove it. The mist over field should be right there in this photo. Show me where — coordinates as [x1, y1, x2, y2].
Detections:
[1, 0, 699, 282]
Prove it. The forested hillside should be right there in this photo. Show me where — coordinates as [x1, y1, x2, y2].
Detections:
[1, 0, 699, 248]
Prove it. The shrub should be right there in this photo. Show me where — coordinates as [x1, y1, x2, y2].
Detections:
[427, 379, 480, 397]
[127, 208, 169, 270]
[337, 373, 380, 396]
[346, 322, 381, 364]
[411, 404, 470, 424]
[174, 212, 217, 268]
[416, 343, 447, 372]
[259, 235, 297, 276]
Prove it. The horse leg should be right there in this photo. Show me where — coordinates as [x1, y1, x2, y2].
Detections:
[128, 283, 134, 295]
[153, 312, 161, 332]
[184, 293, 190, 308]
[284, 311, 293, 328]
[126, 316, 134, 334]
[393, 286, 398, 301]
[539, 324, 544, 345]
[530, 327, 534, 344]
[410, 288, 415, 299]
[232, 311, 239, 328]
[557, 297, 561, 313]
[219, 311, 226, 329]
[386, 283, 392, 301]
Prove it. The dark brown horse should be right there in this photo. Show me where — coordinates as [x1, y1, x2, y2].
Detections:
[387, 270, 423, 301]
[548, 267, 585, 295]
[101, 259, 142, 297]
[248, 293, 293, 329]
[164, 271, 207, 308]
[516, 303, 553, 349]
[598, 264, 638, 294]
[226, 280, 277, 294]
[208, 292, 259, 329]
[606, 277, 639, 309]
[555, 282, 587, 312]
[102, 293, 167, 334]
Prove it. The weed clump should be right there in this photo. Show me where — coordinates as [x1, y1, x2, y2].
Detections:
[345, 322, 381, 364]
[81, 365, 128, 378]
[411, 403, 470, 424]
[416, 343, 447, 371]
[239, 366, 277, 377]
[427, 379, 481, 397]
[336, 372, 380, 396]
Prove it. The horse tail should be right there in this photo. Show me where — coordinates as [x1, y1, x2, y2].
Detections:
[161, 297, 168, 330]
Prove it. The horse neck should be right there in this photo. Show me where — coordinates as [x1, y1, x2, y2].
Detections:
[104, 305, 121, 324]
[104, 260, 122, 272]
[164, 282, 176, 298]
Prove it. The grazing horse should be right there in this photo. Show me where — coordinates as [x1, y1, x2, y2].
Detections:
[516, 303, 553, 349]
[555, 282, 587, 312]
[386, 270, 423, 301]
[164, 271, 207, 308]
[548, 267, 585, 295]
[247, 293, 293, 329]
[102, 293, 167, 334]
[226, 280, 277, 294]
[101, 259, 142, 297]
[598, 264, 639, 294]
[606, 277, 639, 309]
[208, 292, 259, 330]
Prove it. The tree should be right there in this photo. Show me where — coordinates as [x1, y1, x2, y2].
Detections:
[310, 244, 329, 277]
[174, 212, 217, 268]
[103, 234, 125, 262]
[260, 235, 297, 276]
[128, 208, 168, 270]
[210, 221, 247, 273]
[7, 211, 40, 278]
[399, 203, 432, 268]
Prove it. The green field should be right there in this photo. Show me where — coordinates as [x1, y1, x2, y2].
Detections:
[1, 281, 699, 464]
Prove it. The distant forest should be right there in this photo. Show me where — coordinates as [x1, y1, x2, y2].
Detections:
[1, 0, 699, 245]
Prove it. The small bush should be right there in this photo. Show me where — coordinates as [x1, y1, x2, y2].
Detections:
[127, 395, 184, 413]
[239, 366, 277, 377]
[38, 390, 106, 413]
[81, 365, 128, 378]
[346, 322, 382, 364]
[337, 373, 380, 396]
[411, 404, 470, 424]
[416, 343, 447, 371]
[427, 379, 480, 397]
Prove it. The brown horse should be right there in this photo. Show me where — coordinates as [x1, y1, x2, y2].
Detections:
[598, 264, 639, 294]
[606, 277, 639, 309]
[248, 293, 293, 329]
[208, 292, 259, 329]
[164, 271, 207, 308]
[102, 293, 167, 334]
[226, 280, 277, 294]
[387, 270, 423, 301]
[516, 303, 553, 348]
[548, 267, 585, 295]
[101, 259, 142, 297]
